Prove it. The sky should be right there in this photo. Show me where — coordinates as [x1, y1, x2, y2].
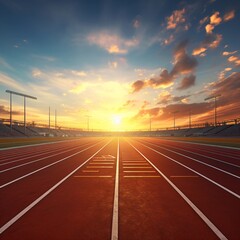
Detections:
[0, 0, 239, 131]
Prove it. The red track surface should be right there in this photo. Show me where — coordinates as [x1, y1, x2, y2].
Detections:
[0, 137, 239, 240]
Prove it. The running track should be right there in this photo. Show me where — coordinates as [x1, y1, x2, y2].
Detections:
[0, 137, 239, 240]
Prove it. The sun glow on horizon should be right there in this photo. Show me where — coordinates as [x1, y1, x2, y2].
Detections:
[113, 115, 122, 125]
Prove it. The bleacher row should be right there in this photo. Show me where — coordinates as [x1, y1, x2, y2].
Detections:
[0, 124, 84, 137]
[0, 123, 240, 138]
[153, 124, 240, 137]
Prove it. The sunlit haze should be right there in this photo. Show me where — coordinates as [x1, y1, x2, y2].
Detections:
[0, 0, 239, 131]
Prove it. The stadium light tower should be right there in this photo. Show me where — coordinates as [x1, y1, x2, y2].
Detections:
[85, 115, 92, 131]
[171, 111, 179, 130]
[6, 90, 37, 133]
[205, 94, 221, 126]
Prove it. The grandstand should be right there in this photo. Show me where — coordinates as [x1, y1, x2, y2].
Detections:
[0, 118, 239, 138]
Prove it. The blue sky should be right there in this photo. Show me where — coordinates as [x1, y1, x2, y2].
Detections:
[0, 0, 239, 130]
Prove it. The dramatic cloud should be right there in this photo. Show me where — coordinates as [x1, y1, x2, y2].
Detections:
[205, 11, 222, 34]
[148, 69, 174, 88]
[192, 33, 222, 56]
[210, 72, 240, 106]
[131, 80, 146, 93]
[222, 51, 238, 56]
[157, 91, 190, 105]
[177, 74, 196, 90]
[171, 40, 198, 75]
[210, 11, 222, 25]
[227, 56, 240, 66]
[166, 9, 186, 30]
[223, 10, 235, 22]
[131, 40, 198, 92]
[87, 31, 139, 54]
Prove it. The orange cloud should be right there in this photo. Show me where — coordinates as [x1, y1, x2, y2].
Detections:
[210, 11, 222, 25]
[192, 47, 207, 56]
[222, 51, 238, 56]
[205, 12, 222, 34]
[166, 9, 186, 30]
[228, 56, 240, 66]
[87, 31, 138, 54]
[192, 33, 222, 56]
[205, 24, 215, 34]
[224, 10, 235, 22]
[131, 40, 198, 93]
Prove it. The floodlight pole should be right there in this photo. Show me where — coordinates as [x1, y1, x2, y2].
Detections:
[6, 90, 37, 134]
[189, 110, 191, 129]
[172, 111, 178, 130]
[49, 107, 51, 129]
[205, 94, 221, 126]
[85, 115, 92, 131]
[9, 92, 12, 131]
[55, 109, 57, 129]
[149, 116, 152, 132]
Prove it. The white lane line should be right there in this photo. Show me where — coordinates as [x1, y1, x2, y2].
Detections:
[146, 140, 240, 168]
[140, 141, 240, 177]
[124, 176, 161, 178]
[0, 142, 94, 166]
[123, 167, 152, 169]
[0, 138, 80, 151]
[160, 138, 240, 150]
[0, 140, 111, 235]
[124, 171, 156, 173]
[170, 176, 199, 178]
[86, 166, 113, 168]
[74, 176, 112, 178]
[82, 170, 99, 173]
[129, 141, 228, 240]
[139, 142, 240, 199]
[111, 138, 119, 240]
[0, 142, 99, 173]
[0, 141, 102, 189]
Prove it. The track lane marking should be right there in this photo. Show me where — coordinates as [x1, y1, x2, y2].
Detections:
[111, 138, 119, 240]
[0, 142, 102, 173]
[128, 140, 228, 240]
[0, 141, 104, 189]
[0, 140, 111, 235]
[74, 175, 112, 178]
[142, 140, 240, 169]
[170, 176, 199, 178]
[138, 142, 240, 199]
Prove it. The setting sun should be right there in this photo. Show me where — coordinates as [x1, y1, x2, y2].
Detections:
[113, 115, 122, 125]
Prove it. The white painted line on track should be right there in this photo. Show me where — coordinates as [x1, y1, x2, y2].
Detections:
[0, 141, 102, 189]
[0, 141, 95, 165]
[0, 138, 81, 151]
[140, 141, 240, 178]
[145, 140, 240, 168]
[0, 140, 111, 235]
[129, 141, 228, 240]
[139, 142, 240, 199]
[111, 138, 119, 240]
[0, 143, 97, 173]
[159, 138, 240, 150]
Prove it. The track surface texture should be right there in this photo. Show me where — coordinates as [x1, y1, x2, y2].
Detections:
[0, 137, 239, 240]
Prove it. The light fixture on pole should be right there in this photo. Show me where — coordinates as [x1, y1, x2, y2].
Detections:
[85, 115, 92, 131]
[205, 94, 221, 126]
[171, 111, 179, 130]
[6, 90, 37, 134]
